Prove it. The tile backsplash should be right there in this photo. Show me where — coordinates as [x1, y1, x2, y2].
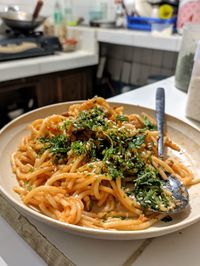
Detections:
[0, 0, 116, 23]
[100, 43, 178, 87]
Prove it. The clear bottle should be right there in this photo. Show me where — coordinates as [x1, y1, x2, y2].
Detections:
[64, 0, 73, 25]
[175, 24, 200, 92]
[115, 2, 125, 28]
[54, 0, 63, 27]
[186, 41, 200, 122]
[100, 1, 108, 20]
[53, 0, 67, 43]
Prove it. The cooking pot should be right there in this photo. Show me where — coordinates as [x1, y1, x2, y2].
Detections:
[0, 1, 45, 32]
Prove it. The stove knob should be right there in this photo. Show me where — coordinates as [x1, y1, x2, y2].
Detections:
[41, 41, 48, 49]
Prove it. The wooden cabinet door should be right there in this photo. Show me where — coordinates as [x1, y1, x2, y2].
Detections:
[56, 68, 94, 102]
[36, 76, 58, 107]
[57, 71, 83, 102]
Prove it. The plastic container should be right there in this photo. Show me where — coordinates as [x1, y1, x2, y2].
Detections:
[186, 41, 200, 122]
[151, 22, 173, 36]
[100, 1, 108, 20]
[64, 0, 74, 25]
[175, 24, 200, 92]
[177, 0, 200, 34]
[127, 16, 176, 31]
[89, 0, 107, 22]
[89, 10, 103, 21]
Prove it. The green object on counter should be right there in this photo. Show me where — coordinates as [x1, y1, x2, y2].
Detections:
[54, 12, 62, 25]
[67, 21, 77, 26]
[175, 53, 194, 93]
[63, 0, 77, 27]
[54, 0, 63, 25]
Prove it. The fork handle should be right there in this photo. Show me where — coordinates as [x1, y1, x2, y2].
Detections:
[156, 87, 165, 158]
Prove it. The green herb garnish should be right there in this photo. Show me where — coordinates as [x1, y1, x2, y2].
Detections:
[143, 116, 157, 131]
[134, 166, 171, 211]
[39, 135, 69, 156]
[129, 135, 145, 149]
[71, 140, 86, 155]
[116, 115, 128, 122]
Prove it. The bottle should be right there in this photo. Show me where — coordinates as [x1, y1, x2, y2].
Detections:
[53, 0, 67, 43]
[115, 2, 125, 28]
[186, 41, 200, 122]
[64, 0, 74, 25]
[54, 0, 63, 27]
[175, 24, 200, 92]
[100, 1, 108, 20]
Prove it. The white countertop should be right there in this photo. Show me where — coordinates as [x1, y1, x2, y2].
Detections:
[110, 76, 200, 129]
[0, 77, 200, 266]
[0, 50, 98, 82]
[97, 28, 182, 52]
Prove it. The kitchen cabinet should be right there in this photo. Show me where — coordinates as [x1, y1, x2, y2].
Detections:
[56, 68, 94, 102]
[0, 77, 40, 127]
[0, 66, 95, 127]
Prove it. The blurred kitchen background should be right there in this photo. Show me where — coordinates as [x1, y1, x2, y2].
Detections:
[0, 0, 200, 127]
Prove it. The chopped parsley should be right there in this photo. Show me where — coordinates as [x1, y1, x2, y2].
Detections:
[71, 139, 97, 157]
[74, 106, 108, 131]
[71, 140, 87, 155]
[128, 135, 145, 149]
[28, 168, 34, 173]
[134, 166, 171, 211]
[60, 120, 72, 131]
[36, 101, 176, 213]
[116, 115, 128, 122]
[143, 116, 157, 131]
[39, 135, 69, 156]
[107, 165, 124, 179]
[24, 180, 32, 191]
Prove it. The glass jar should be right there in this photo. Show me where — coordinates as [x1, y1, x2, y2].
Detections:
[175, 24, 200, 92]
[186, 41, 200, 122]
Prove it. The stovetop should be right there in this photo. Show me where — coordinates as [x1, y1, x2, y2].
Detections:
[0, 31, 62, 61]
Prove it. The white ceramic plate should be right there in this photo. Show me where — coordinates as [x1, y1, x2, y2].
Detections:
[0, 101, 200, 240]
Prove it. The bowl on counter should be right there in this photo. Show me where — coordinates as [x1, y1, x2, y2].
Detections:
[62, 38, 78, 52]
[90, 19, 116, 29]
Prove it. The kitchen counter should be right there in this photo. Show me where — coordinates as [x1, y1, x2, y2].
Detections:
[0, 50, 98, 82]
[97, 28, 182, 52]
[73, 26, 182, 52]
[0, 27, 98, 83]
[0, 76, 199, 266]
[0, 26, 182, 83]
[110, 76, 200, 129]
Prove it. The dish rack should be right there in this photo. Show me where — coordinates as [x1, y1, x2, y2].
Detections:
[127, 16, 177, 31]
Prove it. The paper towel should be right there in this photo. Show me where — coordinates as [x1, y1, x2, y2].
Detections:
[186, 76, 200, 122]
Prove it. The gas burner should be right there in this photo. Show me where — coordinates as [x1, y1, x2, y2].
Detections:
[5, 29, 44, 39]
[0, 33, 62, 61]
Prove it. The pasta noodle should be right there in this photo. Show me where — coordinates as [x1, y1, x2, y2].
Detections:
[11, 97, 197, 231]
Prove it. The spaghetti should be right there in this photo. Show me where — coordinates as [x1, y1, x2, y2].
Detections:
[11, 97, 196, 230]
